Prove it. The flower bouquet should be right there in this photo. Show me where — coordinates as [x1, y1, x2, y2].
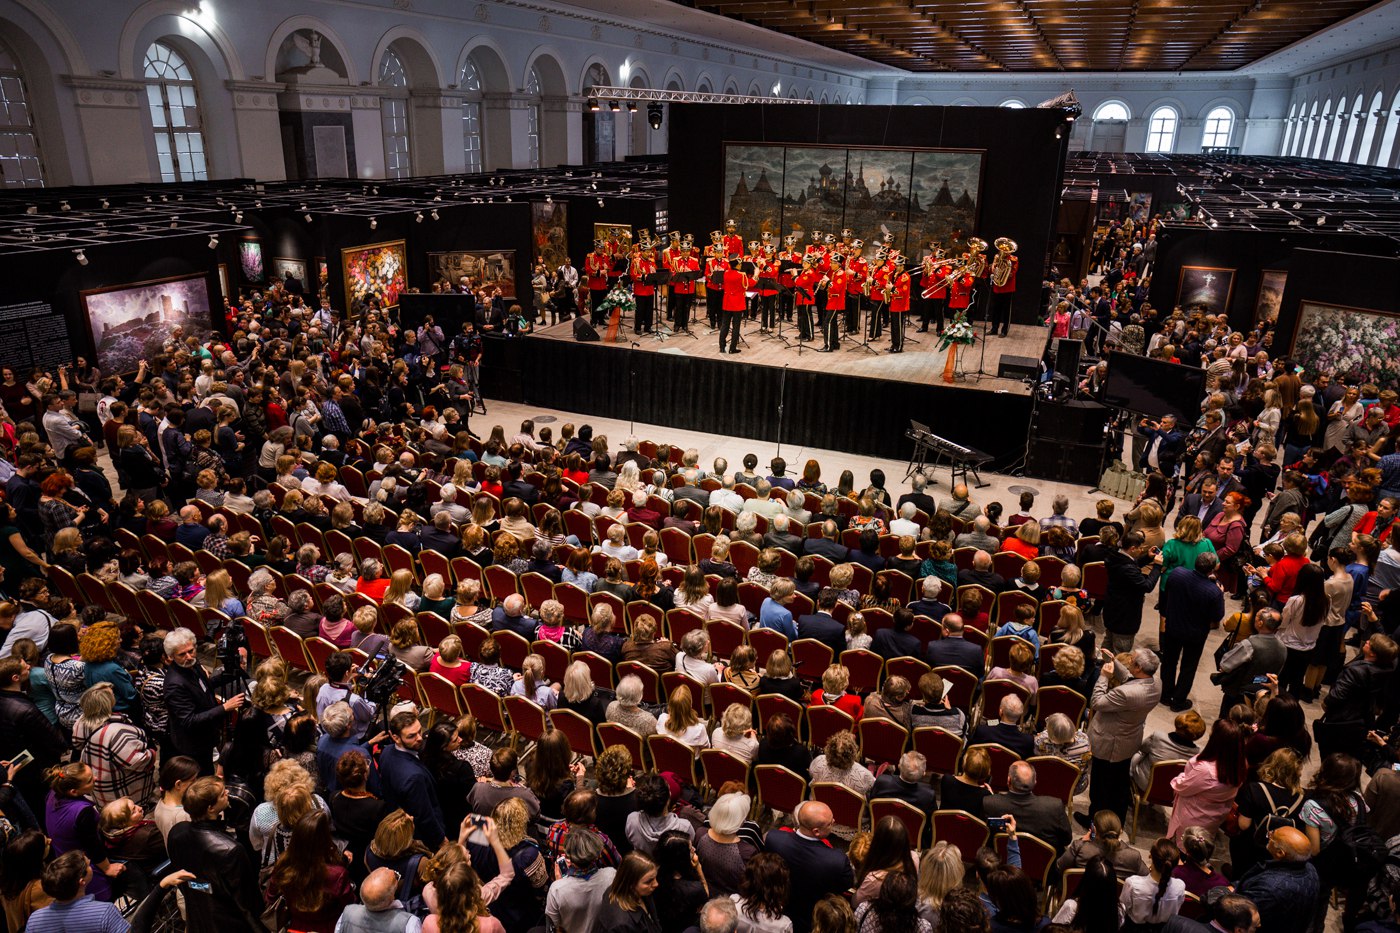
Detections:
[939, 311, 976, 383]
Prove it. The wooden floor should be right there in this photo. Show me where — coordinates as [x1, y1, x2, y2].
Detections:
[533, 310, 1049, 394]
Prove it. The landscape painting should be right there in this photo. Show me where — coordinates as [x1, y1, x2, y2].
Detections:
[270, 258, 307, 291]
[342, 240, 407, 315]
[428, 250, 517, 298]
[239, 240, 263, 283]
[84, 273, 215, 375]
[723, 144, 786, 245]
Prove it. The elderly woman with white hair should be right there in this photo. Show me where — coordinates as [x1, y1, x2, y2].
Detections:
[710, 704, 758, 763]
[246, 569, 290, 624]
[73, 682, 157, 807]
[615, 459, 643, 494]
[605, 674, 658, 736]
[430, 483, 472, 524]
[675, 629, 724, 685]
[695, 791, 760, 896]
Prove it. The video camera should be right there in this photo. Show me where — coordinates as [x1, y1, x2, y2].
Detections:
[355, 653, 407, 708]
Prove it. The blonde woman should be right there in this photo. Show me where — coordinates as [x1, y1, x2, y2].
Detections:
[383, 568, 421, 611]
[710, 704, 758, 762]
[429, 635, 472, 687]
[917, 841, 965, 926]
[1136, 502, 1167, 550]
[809, 731, 874, 836]
[202, 568, 244, 619]
[389, 619, 435, 672]
[509, 653, 558, 709]
[450, 579, 492, 626]
[656, 685, 710, 749]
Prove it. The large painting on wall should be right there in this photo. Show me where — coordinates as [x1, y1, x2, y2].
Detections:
[1292, 301, 1400, 386]
[269, 258, 307, 291]
[83, 273, 215, 375]
[724, 142, 983, 258]
[239, 240, 263, 283]
[316, 258, 329, 300]
[531, 201, 569, 271]
[1254, 270, 1287, 326]
[428, 250, 517, 298]
[1177, 265, 1235, 315]
[342, 240, 406, 315]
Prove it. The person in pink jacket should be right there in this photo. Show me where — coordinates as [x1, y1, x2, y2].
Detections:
[1167, 718, 1247, 843]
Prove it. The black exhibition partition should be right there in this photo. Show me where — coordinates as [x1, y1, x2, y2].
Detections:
[561, 194, 664, 273]
[1276, 248, 1400, 361]
[667, 102, 1070, 324]
[480, 335, 1033, 466]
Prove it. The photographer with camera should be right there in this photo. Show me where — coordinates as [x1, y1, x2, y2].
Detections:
[315, 651, 378, 743]
[163, 628, 246, 775]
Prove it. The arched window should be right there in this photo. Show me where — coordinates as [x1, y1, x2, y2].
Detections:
[1280, 104, 1297, 156]
[377, 49, 410, 179]
[1145, 106, 1177, 152]
[0, 40, 43, 187]
[1092, 101, 1129, 121]
[1201, 107, 1234, 149]
[458, 57, 483, 174]
[1377, 90, 1400, 167]
[1356, 92, 1383, 164]
[1300, 100, 1319, 156]
[524, 65, 542, 170]
[1000, 99, 1026, 109]
[1312, 99, 1332, 158]
[143, 41, 207, 182]
[1325, 98, 1345, 160]
[1339, 94, 1363, 161]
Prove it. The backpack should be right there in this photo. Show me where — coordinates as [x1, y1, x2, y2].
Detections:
[1313, 793, 1387, 883]
[1253, 784, 1303, 847]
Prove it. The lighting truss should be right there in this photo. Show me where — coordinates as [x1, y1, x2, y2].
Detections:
[587, 85, 815, 106]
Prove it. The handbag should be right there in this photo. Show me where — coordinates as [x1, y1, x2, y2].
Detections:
[260, 894, 288, 933]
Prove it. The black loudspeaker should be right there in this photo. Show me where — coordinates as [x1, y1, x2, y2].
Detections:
[572, 318, 600, 342]
[1026, 439, 1103, 486]
[1054, 337, 1082, 381]
[997, 355, 1039, 380]
[1033, 400, 1109, 446]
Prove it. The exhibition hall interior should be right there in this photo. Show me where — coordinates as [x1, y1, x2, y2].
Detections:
[4, 0, 1400, 931]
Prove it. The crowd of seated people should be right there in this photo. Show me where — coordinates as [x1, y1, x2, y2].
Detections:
[1, 298, 1400, 933]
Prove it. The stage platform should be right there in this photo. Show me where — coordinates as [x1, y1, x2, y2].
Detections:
[530, 313, 1047, 396]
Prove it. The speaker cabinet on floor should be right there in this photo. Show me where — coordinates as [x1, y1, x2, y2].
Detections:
[1025, 439, 1103, 486]
[1032, 400, 1109, 446]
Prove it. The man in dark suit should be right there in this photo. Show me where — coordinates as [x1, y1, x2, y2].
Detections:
[164, 627, 248, 774]
[1175, 477, 1223, 529]
[490, 594, 539, 640]
[1213, 458, 1245, 499]
[418, 512, 462, 558]
[763, 513, 806, 556]
[867, 751, 938, 843]
[797, 591, 847, 659]
[1164, 893, 1259, 933]
[763, 801, 854, 933]
[895, 472, 938, 519]
[981, 760, 1071, 851]
[969, 695, 1036, 760]
[1137, 413, 1186, 479]
[925, 614, 985, 678]
[805, 521, 850, 563]
[871, 608, 921, 661]
[500, 462, 539, 504]
[1101, 529, 1164, 654]
[378, 710, 446, 848]
[957, 550, 1005, 593]
[907, 576, 951, 621]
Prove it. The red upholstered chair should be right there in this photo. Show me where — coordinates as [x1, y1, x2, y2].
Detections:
[840, 649, 884, 696]
[270, 628, 311, 670]
[806, 705, 855, 751]
[550, 708, 599, 759]
[914, 726, 965, 776]
[755, 765, 808, 816]
[1132, 759, 1187, 838]
[419, 672, 466, 717]
[933, 665, 979, 715]
[993, 550, 1026, 582]
[952, 547, 977, 572]
[812, 782, 866, 834]
[418, 612, 452, 648]
[692, 534, 716, 563]
[707, 683, 755, 723]
[699, 749, 750, 797]
[1035, 685, 1087, 730]
[647, 734, 698, 786]
[737, 582, 770, 619]
[790, 639, 833, 683]
[967, 743, 1024, 792]
[661, 672, 706, 714]
[503, 696, 550, 743]
[994, 591, 1039, 629]
[978, 678, 1033, 728]
[660, 528, 692, 566]
[450, 558, 484, 586]
[755, 694, 804, 736]
[461, 683, 508, 736]
[747, 627, 789, 664]
[532, 639, 571, 684]
[590, 591, 626, 625]
[455, 622, 491, 661]
[554, 583, 590, 625]
[1037, 600, 1066, 637]
[1082, 561, 1107, 599]
[996, 831, 1057, 897]
[383, 544, 416, 581]
[1027, 755, 1081, 809]
[304, 637, 339, 674]
[933, 810, 990, 867]
[1037, 642, 1067, 678]
[1034, 556, 1066, 587]
[707, 619, 746, 660]
[492, 630, 532, 671]
[597, 723, 647, 769]
[483, 565, 519, 604]
[520, 572, 555, 611]
[870, 798, 926, 847]
[574, 651, 617, 690]
[859, 717, 909, 769]
[243, 619, 274, 661]
[886, 657, 931, 698]
[665, 608, 706, 645]
[616, 661, 661, 703]
[729, 542, 760, 578]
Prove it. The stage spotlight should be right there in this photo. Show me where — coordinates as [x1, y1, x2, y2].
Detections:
[609, 100, 621, 112]
[588, 98, 600, 111]
[304, 213, 312, 223]
[208, 235, 218, 249]
[627, 101, 637, 113]
[1316, 216, 1326, 226]
[1293, 202, 1302, 209]
[415, 211, 424, 223]
[74, 248, 87, 265]
[597, 198, 604, 207]
[254, 200, 262, 208]
[545, 194, 553, 203]
[647, 103, 663, 129]
[234, 212, 243, 223]
[101, 199, 109, 209]
[169, 216, 179, 228]
[370, 217, 378, 229]
[1209, 219, 1218, 228]
[430, 209, 439, 221]
[1054, 126, 1063, 139]
[24, 206, 35, 214]
[59, 200, 70, 212]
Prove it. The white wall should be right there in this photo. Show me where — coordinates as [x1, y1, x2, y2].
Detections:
[1276, 41, 1400, 166]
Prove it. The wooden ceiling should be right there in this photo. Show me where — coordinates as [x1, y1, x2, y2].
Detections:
[672, 0, 1385, 72]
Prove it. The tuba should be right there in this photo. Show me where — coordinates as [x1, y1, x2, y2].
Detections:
[964, 237, 989, 277]
[991, 236, 1018, 288]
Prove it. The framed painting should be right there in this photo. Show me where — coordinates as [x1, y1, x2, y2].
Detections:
[593, 223, 632, 247]
[428, 250, 517, 298]
[82, 272, 215, 375]
[531, 201, 569, 271]
[218, 263, 229, 304]
[269, 257, 307, 290]
[239, 240, 263, 283]
[1176, 265, 1235, 314]
[1254, 270, 1287, 325]
[315, 257, 329, 299]
[723, 144, 786, 247]
[341, 240, 407, 315]
[1128, 192, 1153, 225]
[1292, 301, 1400, 386]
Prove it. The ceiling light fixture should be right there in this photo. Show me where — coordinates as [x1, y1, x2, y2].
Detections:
[74, 248, 87, 265]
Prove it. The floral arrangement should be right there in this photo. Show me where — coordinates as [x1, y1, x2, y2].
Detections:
[1293, 302, 1400, 387]
[596, 286, 636, 319]
[938, 311, 977, 350]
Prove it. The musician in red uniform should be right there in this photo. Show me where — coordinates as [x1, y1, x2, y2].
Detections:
[845, 239, 867, 336]
[948, 259, 975, 319]
[722, 219, 743, 259]
[631, 241, 657, 335]
[888, 255, 912, 353]
[661, 231, 683, 322]
[704, 231, 725, 329]
[989, 245, 1019, 338]
[670, 237, 699, 333]
[793, 255, 821, 343]
[778, 234, 800, 324]
[584, 240, 611, 325]
[867, 249, 891, 340]
[719, 258, 750, 354]
[921, 245, 949, 334]
[756, 252, 780, 331]
[819, 254, 848, 352]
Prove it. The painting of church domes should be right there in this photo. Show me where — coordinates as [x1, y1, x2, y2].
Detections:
[722, 143, 982, 258]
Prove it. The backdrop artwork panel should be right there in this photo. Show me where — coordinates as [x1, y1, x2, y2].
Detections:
[779, 146, 846, 244]
[843, 148, 914, 254]
[341, 240, 406, 315]
[269, 258, 307, 291]
[239, 240, 263, 283]
[723, 144, 786, 244]
[1129, 192, 1153, 225]
[531, 201, 569, 271]
[1292, 300, 1400, 386]
[1177, 265, 1235, 314]
[593, 223, 632, 247]
[83, 273, 215, 375]
[218, 263, 228, 303]
[428, 250, 517, 298]
[1255, 270, 1287, 325]
[908, 150, 982, 254]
